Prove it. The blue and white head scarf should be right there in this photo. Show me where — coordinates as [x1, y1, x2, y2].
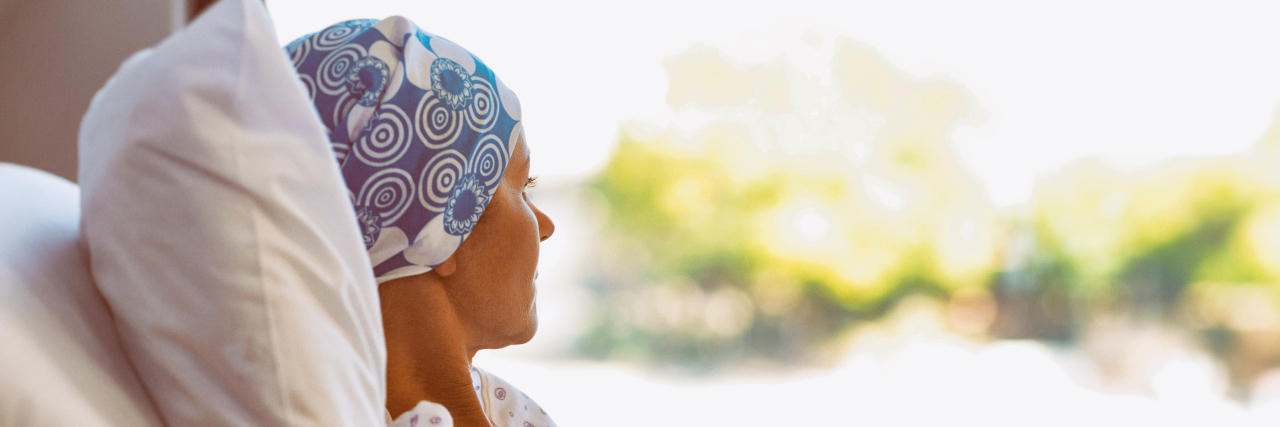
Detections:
[287, 17, 523, 283]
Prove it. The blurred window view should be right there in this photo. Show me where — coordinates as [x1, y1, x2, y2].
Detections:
[271, 1, 1280, 425]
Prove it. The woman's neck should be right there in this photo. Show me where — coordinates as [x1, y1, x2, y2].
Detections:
[380, 273, 490, 427]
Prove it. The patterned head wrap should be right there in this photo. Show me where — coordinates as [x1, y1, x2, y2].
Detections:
[287, 17, 523, 283]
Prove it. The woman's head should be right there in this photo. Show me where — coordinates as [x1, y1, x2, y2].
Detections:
[288, 17, 554, 347]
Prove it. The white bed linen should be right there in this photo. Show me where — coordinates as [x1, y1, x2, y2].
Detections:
[0, 163, 163, 427]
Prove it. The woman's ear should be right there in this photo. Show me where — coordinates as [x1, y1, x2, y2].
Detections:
[434, 255, 457, 277]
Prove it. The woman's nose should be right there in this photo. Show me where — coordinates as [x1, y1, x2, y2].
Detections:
[536, 206, 555, 242]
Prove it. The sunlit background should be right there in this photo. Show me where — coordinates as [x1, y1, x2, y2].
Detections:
[273, 1, 1280, 425]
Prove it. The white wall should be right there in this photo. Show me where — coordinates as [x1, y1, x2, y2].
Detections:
[0, 0, 177, 182]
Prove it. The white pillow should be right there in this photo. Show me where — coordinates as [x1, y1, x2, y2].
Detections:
[77, 0, 386, 425]
[0, 163, 163, 427]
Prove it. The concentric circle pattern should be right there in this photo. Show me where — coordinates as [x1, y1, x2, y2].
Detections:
[288, 17, 522, 279]
[353, 104, 413, 167]
[358, 168, 415, 226]
[317, 44, 368, 96]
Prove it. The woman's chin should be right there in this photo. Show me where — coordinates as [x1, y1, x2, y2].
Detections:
[511, 314, 538, 345]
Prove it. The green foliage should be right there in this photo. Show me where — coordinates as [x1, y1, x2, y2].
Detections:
[574, 34, 1280, 370]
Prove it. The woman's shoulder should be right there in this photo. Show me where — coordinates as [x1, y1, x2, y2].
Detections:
[471, 366, 558, 427]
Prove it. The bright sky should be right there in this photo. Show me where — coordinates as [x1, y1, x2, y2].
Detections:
[268, 0, 1280, 206]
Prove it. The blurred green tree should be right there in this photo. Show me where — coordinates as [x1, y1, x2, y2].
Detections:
[578, 35, 1000, 369]
[576, 30, 1280, 388]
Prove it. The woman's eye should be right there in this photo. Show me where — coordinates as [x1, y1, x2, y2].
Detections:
[522, 176, 538, 198]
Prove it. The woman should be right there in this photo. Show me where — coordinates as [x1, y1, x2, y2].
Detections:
[288, 17, 557, 427]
